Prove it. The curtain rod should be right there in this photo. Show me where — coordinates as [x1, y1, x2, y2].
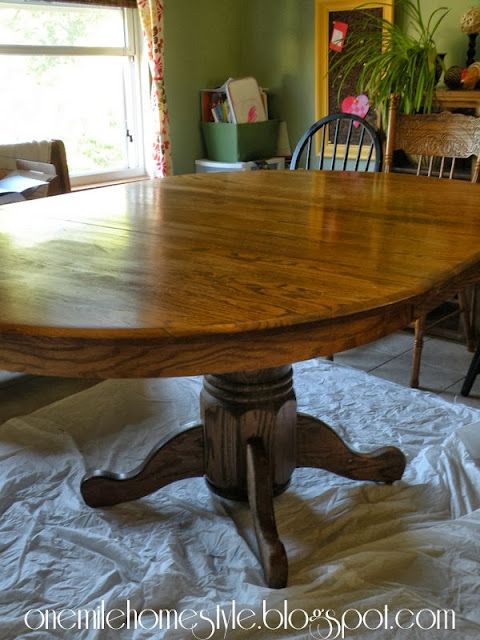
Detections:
[2, 0, 137, 8]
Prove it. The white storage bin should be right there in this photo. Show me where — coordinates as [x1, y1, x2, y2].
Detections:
[195, 157, 285, 173]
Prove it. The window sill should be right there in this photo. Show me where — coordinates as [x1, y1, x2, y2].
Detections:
[71, 175, 150, 192]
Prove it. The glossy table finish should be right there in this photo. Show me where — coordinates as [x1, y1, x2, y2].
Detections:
[1, 171, 479, 587]
[1, 171, 479, 377]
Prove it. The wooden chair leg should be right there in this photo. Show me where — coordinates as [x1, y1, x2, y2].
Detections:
[461, 345, 480, 397]
[458, 288, 476, 352]
[410, 316, 425, 388]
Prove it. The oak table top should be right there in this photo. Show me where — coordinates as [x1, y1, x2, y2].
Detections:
[2, 169, 479, 588]
[0, 169, 479, 379]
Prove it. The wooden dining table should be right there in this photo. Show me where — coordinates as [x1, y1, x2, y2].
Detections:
[1, 170, 480, 588]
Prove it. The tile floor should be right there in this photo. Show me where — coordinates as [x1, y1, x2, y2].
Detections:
[332, 330, 480, 410]
[0, 331, 479, 425]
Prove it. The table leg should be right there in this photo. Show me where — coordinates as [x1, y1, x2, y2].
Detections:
[296, 413, 406, 483]
[247, 438, 288, 589]
[80, 364, 406, 588]
[81, 424, 205, 507]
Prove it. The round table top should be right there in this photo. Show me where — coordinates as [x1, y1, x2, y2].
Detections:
[1, 170, 480, 377]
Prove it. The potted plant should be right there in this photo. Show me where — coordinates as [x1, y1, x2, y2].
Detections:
[331, 0, 449, 124]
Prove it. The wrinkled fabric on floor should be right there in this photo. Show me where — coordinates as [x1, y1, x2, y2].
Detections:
[1, 359, 480, 639]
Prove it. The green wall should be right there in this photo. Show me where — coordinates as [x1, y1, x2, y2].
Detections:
[397, 1, 475, 69]
[163, 0, 245, 174]
[164, 1, 475, 175]
[240, 0, 315, 162]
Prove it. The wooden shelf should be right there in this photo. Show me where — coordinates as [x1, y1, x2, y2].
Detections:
[434, 89, 480, 114]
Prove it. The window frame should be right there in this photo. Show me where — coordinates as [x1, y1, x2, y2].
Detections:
[0, 1, 149, 187]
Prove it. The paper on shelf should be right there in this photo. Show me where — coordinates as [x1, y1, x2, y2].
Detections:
[226, 77, 267, 124]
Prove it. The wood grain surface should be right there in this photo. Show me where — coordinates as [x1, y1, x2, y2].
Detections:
[297, 413, 406, 483]
[1, 170, 480, 378]
[81, 423, 205, 508]
[201, 366, 296, 499]
[384, 99, 480, 180]
[246, 438, 288, 589]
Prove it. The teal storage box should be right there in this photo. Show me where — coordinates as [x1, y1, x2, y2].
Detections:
[201, 120, 280, 162]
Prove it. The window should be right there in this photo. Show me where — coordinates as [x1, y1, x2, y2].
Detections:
[0, 1, 148, 186]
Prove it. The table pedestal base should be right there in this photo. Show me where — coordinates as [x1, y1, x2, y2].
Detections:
[81, 366, 406, 588]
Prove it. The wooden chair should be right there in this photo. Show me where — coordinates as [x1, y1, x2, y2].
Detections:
[0, 139, 71, 197]
[461, 345, 480, 397]
[290, 113, 382, 171]
[47, 139, 71, 195]
[384, 95, 480, 388]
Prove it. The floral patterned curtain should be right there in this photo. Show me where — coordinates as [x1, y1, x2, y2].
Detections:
[137, 0, 172, 176]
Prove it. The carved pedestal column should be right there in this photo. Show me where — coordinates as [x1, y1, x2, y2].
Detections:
[201, 366, 295, 586]
[201, 366, 297, 500]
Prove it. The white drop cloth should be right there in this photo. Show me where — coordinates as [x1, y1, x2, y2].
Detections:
[1, 360, 480, 639]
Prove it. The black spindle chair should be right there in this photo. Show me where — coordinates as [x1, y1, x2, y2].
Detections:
[290, 113, 382, 172]
[461, 347, 480, 397]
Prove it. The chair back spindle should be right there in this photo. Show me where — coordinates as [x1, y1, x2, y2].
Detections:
[290, 113, 382, 173]
[384, 95, 480, 183]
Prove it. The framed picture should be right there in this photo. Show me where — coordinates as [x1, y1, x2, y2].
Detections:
[315, 0, 394, 128]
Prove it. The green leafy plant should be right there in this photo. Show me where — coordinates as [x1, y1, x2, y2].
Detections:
[331, 0, 449, 121]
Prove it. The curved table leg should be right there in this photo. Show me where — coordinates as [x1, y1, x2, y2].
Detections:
[81, 423, 204, 507]
[80, 366, 406, 589]
[246, 438, 288, 589]
[296, 413, 406, 483]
